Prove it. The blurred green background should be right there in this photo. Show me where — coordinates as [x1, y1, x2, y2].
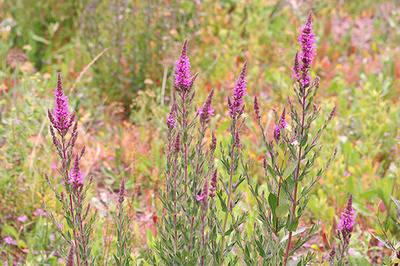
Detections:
[0, 0, 399, 264]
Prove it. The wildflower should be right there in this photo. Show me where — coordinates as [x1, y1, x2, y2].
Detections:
[4, 237, 17, 245]
[338, 194, 356, 233]
[254, 96, 260, 120]
[17, 215, 27, 222]
[174, 40, 192, 93]
[33, 209, 47, 216]
[297, 11, 316, 88]
[196, 177, 209, 206]
[118, 179, 125, 204]
[209, 169, 218, 198]
[273, 109, 286, 142]
[292, 52, 300, 81]
[199, 89, 215, 124]
[49, 73, 74, 136]
[66, 244, 74, 266]
[235, 130, 241, 148]
[210, 132, 217, 152]
[329, 246, 336, 262]
[229, 61, 247, 117]
[174, 133, 181, 153]
[166, 106, 175, 130]
[69, 155, 84, 187]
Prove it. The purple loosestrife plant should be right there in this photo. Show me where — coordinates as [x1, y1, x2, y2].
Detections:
[46, 74, 97, 266]
[371, 195, 400, 265]
[114, 179, 133, 265]
[330, 194, 356, 265]
[244, 12, 337, 265]
[217, 61, 249, 265]
[155, 41, 218, 265]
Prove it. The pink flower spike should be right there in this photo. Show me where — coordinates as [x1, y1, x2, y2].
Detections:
[174, 40, 192, 93]
[50, 73, 73, 136]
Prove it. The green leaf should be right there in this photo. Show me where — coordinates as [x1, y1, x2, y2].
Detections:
[268, 193, 278, 213]
[276, 204, 290, 218]
[283, 163, 297, 179]
[2, 225, 18, 239]
[287, 217, 299, 232]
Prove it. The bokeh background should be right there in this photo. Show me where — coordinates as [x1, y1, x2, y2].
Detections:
[0, 0, 399, 264]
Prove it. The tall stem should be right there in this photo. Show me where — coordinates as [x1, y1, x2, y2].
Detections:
[188, 126, 206, 255]
[76, 190, 88, 266]
[173, 155, 179, 254]
[200, 210, 206, 266]
[62, 140, 81, 266]
[182, 93, 189, 199]
[219, 118, 237, 265]
[283, 92, 306, 266]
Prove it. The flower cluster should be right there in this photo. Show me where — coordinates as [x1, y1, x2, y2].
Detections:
[293, 12, 316, 88]
[174, 40, 193, 93]
[273, 108, 287, 142]
[229, 61, 247, 117]
[199, 89, 215, 124]
[69, 154, 84, 187]
[209, 169, 217, 198]
[166, 104, 176, 129]
[338, 194, 356, 233]
[196, 178, 209, 206]
[48, 73, 74, 136]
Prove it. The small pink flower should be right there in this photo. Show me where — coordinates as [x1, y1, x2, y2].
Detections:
[4, 237, 17, 245]
[196, 194, 205, 201]
[58, 258, 65, 263]
[33, 209, 47, 216]
[17, 215, 27, 222]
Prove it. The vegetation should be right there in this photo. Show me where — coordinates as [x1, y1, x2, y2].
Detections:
[0, 0, 399, 265]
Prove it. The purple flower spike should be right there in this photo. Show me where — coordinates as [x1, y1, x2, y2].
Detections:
[209, 169, 217, 198]
[69, 155, 84, 187]
[174, 40, 192, 93]
[196, 177, 209, 206]
[292, 52, 300, 81]
[338, 194, 356, 233]
[166, 104, 175, 129]
[50, 73, 74, 136]
[199, 89, 215, 124]
[229, 61, 248, 117]
[273, 108, 286, 142]
[298, 11, 316, 88]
